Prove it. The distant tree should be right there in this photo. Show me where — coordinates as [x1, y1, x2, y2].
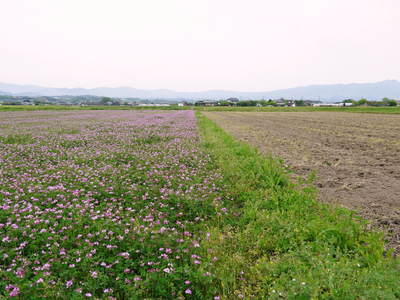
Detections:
[294, 100, 306, 106]
[266, 99, 276, 106]
[357, 98, 368, 106]
[257, 100, 267, 106]
[237, 100, 257, 107]
[100, 97, 113, 105]
[382, 98, 398, 106]
[3, 101, 22, 105]
[34, 99, 44, 105]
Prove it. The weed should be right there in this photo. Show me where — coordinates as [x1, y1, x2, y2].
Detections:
[0, 134, 34, 144]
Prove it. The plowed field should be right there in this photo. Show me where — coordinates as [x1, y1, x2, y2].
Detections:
[204, 111, 400, 253]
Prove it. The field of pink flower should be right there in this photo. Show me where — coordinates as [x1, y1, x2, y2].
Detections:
[0, 111, 225, 299]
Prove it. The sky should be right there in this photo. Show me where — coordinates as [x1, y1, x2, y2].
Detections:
[1, 0, 399, 92]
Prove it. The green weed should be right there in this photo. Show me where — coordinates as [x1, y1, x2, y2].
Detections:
[0, 134, 34, 144]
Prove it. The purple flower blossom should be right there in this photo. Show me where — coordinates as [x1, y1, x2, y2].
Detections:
[66, 280, 73, 288]
[185, 289, 192, 294]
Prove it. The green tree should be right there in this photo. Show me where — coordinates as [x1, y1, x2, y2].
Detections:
[357, 98, 368, 106]
[382, 98, 397, 106]
[100, 97, 112, 105]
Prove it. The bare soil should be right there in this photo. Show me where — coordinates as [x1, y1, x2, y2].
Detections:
[204, 111, 400, 253]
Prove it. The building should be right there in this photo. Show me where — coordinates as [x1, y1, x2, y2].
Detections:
[194, 100, 218, 106]
[226, 97, 239, 104]
[312, 103, 342, 107]
[275, 99, 296, 107]
[137, 103, 170, 107]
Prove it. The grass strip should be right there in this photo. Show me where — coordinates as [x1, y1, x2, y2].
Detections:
[196, 112, 400, 299]
[1, 105, 400, 114]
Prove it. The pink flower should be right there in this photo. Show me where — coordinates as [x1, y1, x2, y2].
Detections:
[9, 288, 20, 297]
[118, 252, 130, 258]
[66, 280, 73, 288]
[15, 268, 25, 278]
[6, 285, 20, 297]
[185, 289, 192, 294]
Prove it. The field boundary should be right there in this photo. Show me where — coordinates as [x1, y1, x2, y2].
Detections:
[196, 112, 400, 299]
[196, 106, 400, 114]
[1, 105, 400, 114]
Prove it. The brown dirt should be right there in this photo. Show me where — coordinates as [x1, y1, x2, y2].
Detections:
[204, 111, 400, 253]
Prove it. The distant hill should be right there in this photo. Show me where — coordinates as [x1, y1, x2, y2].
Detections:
[259, 80, 400, 101]
[0, 90, 11, 95]
[1, 80, 400, 101]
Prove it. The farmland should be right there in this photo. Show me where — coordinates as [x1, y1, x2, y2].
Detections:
[0, 111, 225, 298]
[204, 111, 400, 253]
[197, 106, 400, 114]
[0, 110, 399, 299]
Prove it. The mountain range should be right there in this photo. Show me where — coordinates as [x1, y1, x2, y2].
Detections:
[1, 80, 400, 101]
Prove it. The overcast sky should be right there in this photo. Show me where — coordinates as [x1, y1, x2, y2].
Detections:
[1, 0, 399, 91]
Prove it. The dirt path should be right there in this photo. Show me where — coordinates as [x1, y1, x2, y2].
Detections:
[204, 111, 400, 253]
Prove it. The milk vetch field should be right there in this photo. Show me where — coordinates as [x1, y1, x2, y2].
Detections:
[0, 109, 399, 299]
[0, 111, 226, 298]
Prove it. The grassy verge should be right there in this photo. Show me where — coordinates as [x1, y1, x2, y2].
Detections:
[1, 105, 400, 114]
[197, 112, 399, 299]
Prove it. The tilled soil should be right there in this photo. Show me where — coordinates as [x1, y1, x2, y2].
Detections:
[204, 111, 400, 253]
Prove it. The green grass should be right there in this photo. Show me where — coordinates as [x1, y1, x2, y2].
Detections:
[0, 134, 35, 144]
[196, 112, 400, 299]
[1, 105, 400, 114]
